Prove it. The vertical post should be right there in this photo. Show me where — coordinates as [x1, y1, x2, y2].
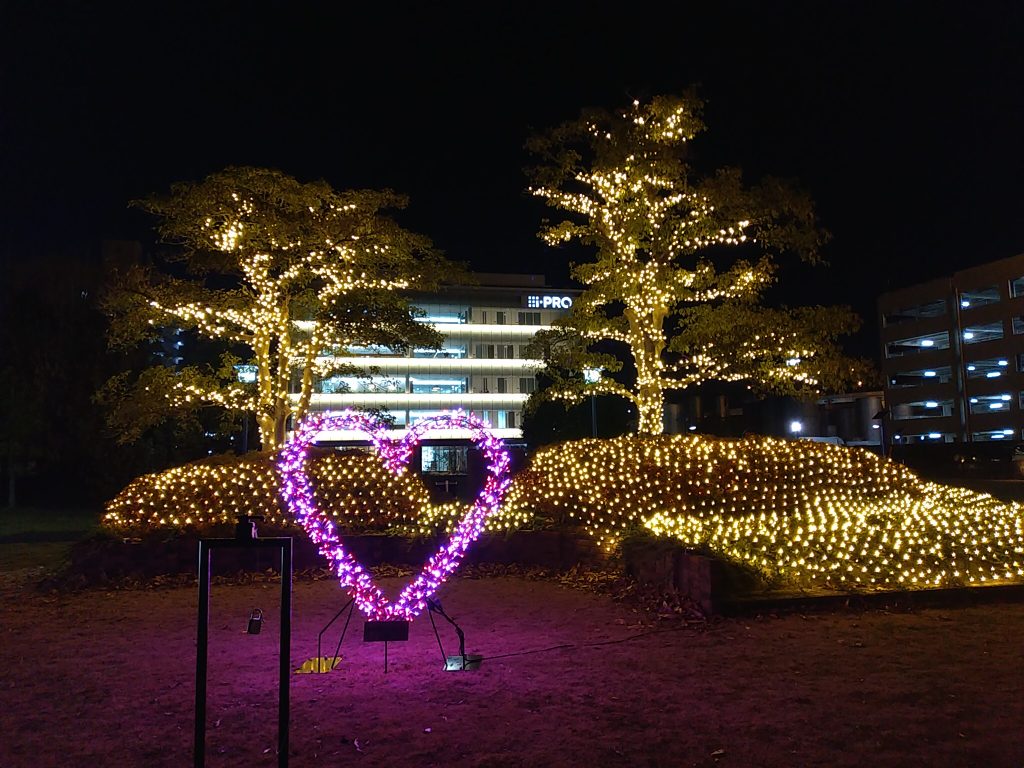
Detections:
[194, 542, 211, 768]
[194, 536, 291, 768]
[590, 395, 597, 438]
[278, 539, 292, 768]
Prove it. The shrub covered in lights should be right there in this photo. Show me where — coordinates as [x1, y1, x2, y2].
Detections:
[105, 434, 1023, 591]
[501, 435, 1023, 589]
[103, 449, 465, 535]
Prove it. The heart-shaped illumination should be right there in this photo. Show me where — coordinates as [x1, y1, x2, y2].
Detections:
[278, 409, 511, 621]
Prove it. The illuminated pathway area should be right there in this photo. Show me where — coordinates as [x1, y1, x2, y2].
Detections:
[1, 576, 1021, 767]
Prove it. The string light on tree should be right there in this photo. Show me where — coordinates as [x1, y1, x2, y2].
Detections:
[527, 93, 871, 435]
[99, 167, 453, 450]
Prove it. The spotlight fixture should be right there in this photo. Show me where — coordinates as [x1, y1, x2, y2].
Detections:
[427, 598, 481, 672]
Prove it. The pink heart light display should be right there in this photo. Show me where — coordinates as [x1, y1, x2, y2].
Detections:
[277, 409, 511, 621]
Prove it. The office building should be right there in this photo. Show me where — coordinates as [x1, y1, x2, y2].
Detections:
[298, 273, 579, 454]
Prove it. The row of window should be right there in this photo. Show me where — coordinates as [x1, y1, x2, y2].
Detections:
[414, 300, 555, 324]
[889, 355, 1022, 387]
[477, 377, 537, 394]
[315, 408, 522, 430]
[416, 310, 546, 326]
[891, 392, 1022, 421]
[886, 319, 1023, 357]
[345, 343, 541, 359]
[383, 409, 519, 429]
[317, 375, 537, 395]
[894, 430, 1022, 443]
[883, 275, 1024, 327]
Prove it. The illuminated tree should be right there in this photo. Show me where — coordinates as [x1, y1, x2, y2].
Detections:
[101, 167, 455, 450]
[527, 93, 869, 435]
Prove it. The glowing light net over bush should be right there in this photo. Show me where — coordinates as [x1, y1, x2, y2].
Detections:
[502, 435, 1024, 589]
[104, 433, 1023, 592]
[277, 410, 511, 620]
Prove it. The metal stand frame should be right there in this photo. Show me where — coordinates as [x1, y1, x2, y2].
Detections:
[195, 534, 292, 768]
[313, 602, 410, 673]
[315, 597, 355, 673]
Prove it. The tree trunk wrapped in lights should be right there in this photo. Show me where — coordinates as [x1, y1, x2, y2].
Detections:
[100, 167, 456, 450]
[527, 93, 871, 435]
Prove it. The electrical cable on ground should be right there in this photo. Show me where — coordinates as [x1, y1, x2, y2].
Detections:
[480, 624, 699, 662]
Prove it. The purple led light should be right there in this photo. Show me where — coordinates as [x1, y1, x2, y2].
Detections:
[277, 410, 511, 621]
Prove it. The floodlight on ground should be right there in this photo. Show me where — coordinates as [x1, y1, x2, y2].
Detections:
[445, 654, 483, 671]
[427, 598, 481, 673]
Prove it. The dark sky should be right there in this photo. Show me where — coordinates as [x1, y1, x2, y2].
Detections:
[2, 1, 1023, 352]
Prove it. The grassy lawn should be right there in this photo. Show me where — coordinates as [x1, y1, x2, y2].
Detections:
[0, 542, 74, 572]
[0, 507, 101, 538]
[0, 507, 101, 573]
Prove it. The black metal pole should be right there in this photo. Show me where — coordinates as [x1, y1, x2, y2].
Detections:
[194, 536, 291, 768]
[194, 542, 211, 768]
[278, 539, 291, 768]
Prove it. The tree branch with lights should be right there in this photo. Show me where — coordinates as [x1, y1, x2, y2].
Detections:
[527, 93, 872, 434]
[100, 167, 457, 450]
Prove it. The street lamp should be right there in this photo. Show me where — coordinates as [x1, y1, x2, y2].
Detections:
[583, 367, 601, 438]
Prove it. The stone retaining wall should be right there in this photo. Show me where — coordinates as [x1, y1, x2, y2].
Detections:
[621, 536, 763, 614]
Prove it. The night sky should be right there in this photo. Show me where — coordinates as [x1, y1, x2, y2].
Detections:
[3, 2, 1023, 354]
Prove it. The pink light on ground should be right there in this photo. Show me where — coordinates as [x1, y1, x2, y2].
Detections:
[277, 410, 511, 621]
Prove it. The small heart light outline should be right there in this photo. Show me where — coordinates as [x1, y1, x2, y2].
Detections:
[277, 409, 511, 620]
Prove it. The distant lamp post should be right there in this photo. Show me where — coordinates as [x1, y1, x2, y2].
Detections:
[789, 420, 803, 436]
[583, 367, 602, 438]
[872, 408, 890, 457]
[234, 364, 258, 453]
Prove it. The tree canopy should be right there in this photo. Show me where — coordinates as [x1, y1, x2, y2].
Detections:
[101, 167, 457, 450]
[527, 93, 871, 435]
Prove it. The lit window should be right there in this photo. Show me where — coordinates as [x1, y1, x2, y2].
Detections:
[421, 446, 469, 475]
[885, 332, 950, 357]
[972, 430, 1015, 442]
[958, 285, 1000, 309]
[888, 366, 952, 387]
[891, 399, 954, 420]
[966, 357, 1012, 379]
[969, 394, 1012, 414]
[410, 377, 467, 395]
[962, 321, 1004, 344]
[899, 432, 953, 443]
[882, 299, 947, 326]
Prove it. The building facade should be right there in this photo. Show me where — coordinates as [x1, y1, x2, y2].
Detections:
[296, 273, 579, 448]
[878, 253, 1024, 444]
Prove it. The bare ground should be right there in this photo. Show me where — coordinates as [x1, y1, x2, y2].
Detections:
[1, 572, 1022, 768]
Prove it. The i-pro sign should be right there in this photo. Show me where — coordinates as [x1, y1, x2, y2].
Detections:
[526, 295, 574, 309]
